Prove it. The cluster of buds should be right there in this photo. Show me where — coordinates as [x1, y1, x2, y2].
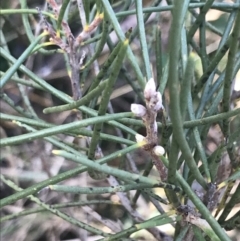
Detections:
[144, 78, 163, 112]
[131, 78, 165, 156]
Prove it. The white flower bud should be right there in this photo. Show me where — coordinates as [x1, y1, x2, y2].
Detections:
[153, 145, 165, 156]
[131, 104, 146, 117]
[148, 92, 163, 112]
[153, 92, 163, 111]
[144, 78, 156, 100]
[135, 134, 147, 144]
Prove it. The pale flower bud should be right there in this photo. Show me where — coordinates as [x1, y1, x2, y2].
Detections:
[144, 78, 156, 100]
[153, 145, 165, 156]
[131, 104, 146, 117]
[153, 121, 158, 133]
[148, 92, 163, 112]
[135, 134, 147, 144]
[153, 92, 163, 111]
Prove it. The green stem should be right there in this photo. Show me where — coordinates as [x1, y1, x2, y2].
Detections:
[0, 2, 239, 17]
[0, 112, 133, 146]
[102, 0, 145, 89]
[222, 9, 240, 138]
[180, 54, 194, 120]
[199, 1, 209, 73]
[175, 226, 190, 241]
[82, 15, 108, 70]
[168, 0, 207, 188]
[132, 161, 153, 204]
[220, 210, 240, 231]
[99, 213, 181, 240]
[50, 183, 166, 194]
[0, 47, 136, 136]
[218, 183, 240, 223]
[0, 9, 53, 18]
[0, 113, 135, 146]
[1, 200, 119, 222]
[135, 0, 151, 80]
[0, 71, 44, 90]
[166, 137, 181, 207]
[155, 27, 162, 86]
[53, 150, 182, 193]
[0, 93, 33, 118]
[0, 143, 140, 207]
[87, 41, 122, 92]
[0, 33, 45, 88]
[57, 0, 71, 31]
[10, 121, 86, 157]
[20, 0, 35, 42]
[193, 37, 230, 96]
[187, 0, 215, 41]
[88, 37, 129, 179]
[0, 175, 108, 237]
[187, 92, 211, 181]
[43, 79, 108, 114]
[161, 156, 232, 241]
[115, 3, 240, 17]
[119, 107, 240, 130]
[20, 0, 52, 55]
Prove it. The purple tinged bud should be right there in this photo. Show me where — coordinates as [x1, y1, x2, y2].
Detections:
[144, 78, 156, 100]
[131, 104, 146, 117]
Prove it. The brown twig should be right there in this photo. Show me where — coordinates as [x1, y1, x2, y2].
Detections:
[40, 0, 103, 101]
[131, 78, 166, 180]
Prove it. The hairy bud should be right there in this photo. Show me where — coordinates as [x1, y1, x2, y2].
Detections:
[149, 92, 163, 111]
[135, 134, 147, 144]
[144, 78, 156, 100]
[131, 104, 147, 117]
